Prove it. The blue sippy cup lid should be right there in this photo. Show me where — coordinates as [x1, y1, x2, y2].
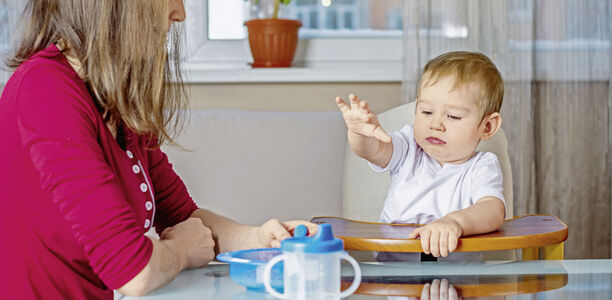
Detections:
[281, 224, 344, 253]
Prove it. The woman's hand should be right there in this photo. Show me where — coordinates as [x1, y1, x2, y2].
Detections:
[256, 219, 319, 248]
[408, 216, 463, 258]
[160, 218, 216, 269]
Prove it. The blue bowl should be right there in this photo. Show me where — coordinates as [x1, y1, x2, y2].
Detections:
[216, 248, 283, 292]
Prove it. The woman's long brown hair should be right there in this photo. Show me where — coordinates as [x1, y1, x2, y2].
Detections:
[7, 0, 187, 147]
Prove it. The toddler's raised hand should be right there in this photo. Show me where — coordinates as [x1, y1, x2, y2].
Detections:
[409, 216, 463, 258]
[335, 94, 391, 143]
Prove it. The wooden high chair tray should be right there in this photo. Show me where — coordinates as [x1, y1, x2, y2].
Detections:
[311, 215, 568, 252]
[340, 273, 568, 297]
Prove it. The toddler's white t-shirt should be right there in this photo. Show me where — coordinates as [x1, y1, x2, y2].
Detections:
[370, 124, 505, 262]
[370, 124, 506, 225]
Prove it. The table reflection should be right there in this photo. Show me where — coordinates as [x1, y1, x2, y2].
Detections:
[117, 260, 612, 300]
[342, 273, 567, 298]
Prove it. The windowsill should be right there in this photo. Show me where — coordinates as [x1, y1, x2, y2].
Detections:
[182, 61, 403, 83]
[0, 62, 403, 85]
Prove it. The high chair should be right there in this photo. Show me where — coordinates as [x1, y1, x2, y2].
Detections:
[336, 101, 567, 260]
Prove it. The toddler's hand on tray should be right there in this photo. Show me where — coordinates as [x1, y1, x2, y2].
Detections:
[409, 217, 462, 258]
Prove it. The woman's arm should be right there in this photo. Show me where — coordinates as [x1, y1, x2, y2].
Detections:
[145, 143, 199, 235]
[117, 218, 215, 296]
[119, 209, 317, 296]
[190, 208, 318, 253]
[190, 209, 259, 253]
[116, 238, 183, 296]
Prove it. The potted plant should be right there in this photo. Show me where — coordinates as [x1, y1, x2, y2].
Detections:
[244, 0, 302, 68]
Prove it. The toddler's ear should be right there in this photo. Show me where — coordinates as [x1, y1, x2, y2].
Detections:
[480, 112, 502, 141]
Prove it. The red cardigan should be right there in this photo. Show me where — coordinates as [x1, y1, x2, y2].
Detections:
[0, 44, 198, 299]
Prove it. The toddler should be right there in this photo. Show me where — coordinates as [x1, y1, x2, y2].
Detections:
[336, 51, 506, 260]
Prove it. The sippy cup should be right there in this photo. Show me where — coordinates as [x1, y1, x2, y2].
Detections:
[263, 224, 361, 299]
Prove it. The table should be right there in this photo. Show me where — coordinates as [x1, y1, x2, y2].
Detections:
[116, 259, 612, 299]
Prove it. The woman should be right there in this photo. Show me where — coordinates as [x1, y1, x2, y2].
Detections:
[0, 0, 316, 298]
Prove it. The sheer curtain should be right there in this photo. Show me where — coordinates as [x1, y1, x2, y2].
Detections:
[402, 0, 611, 259]
[0, 0, 25, 51]
[0, 0, 26, 82]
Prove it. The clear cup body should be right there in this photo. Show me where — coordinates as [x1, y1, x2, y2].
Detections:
[263, 245, 361, 299]
[283, 251, 342, 300]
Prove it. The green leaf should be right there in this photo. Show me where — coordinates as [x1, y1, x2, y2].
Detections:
[281, 0, 291, 4]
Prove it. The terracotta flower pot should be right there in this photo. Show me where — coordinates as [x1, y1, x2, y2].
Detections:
[244, 19, 301, 68]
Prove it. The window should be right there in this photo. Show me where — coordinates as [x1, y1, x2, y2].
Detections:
[208, 0, 403, 40]
[200, 0, 473, 83]
[191, 0, 406, 83]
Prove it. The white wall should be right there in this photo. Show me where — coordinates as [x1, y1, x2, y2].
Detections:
[187, 82, 402, 112]
[0, 82, 403, 112]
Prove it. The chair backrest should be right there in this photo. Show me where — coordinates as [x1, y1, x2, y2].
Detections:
[342, 101, 514, 222]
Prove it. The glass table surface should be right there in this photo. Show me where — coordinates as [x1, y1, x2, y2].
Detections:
[117, 259, 612, 299]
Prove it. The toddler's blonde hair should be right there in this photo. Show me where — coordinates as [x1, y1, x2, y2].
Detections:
[418, 51, 503, 120]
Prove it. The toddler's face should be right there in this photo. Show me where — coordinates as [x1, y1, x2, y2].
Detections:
[414, 76, 487, 165]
